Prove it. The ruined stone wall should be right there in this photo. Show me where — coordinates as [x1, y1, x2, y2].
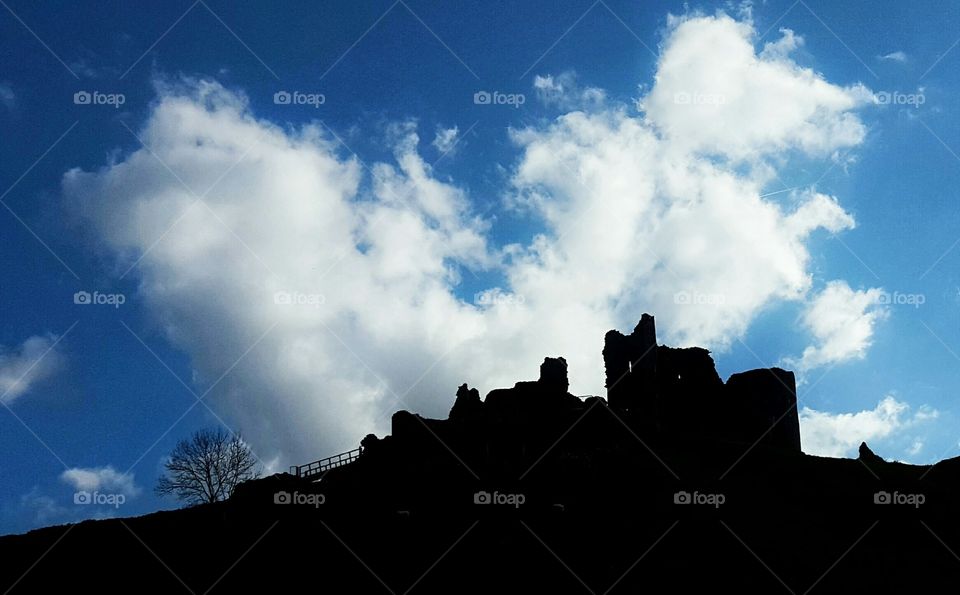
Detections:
[602, 314, 802, 452]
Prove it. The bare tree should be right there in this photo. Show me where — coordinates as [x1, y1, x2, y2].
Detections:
[156, 428, 261, 505]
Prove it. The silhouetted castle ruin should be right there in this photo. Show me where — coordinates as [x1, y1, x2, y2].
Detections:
[604, 313, 800, 451]
[372, 313, 801, 478]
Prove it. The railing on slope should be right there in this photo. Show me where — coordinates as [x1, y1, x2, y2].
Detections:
[289, 447, 362, 480]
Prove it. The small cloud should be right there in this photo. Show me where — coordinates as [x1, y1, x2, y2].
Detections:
[68, 57, 119, 79]
[785, 280, 888, 373]
[0, 82, 15, 109]
[878, 51, 908, 63]
[0, 334, 64, 404]
[907, 439, 924, 456]
[800, 396, 938, 458]
[533, 72, 606, 111]
[60, 466, 141, 498]
[432, 125, 459, 155]
[20, 487, 68, 525]
[760, 28, 803, 60]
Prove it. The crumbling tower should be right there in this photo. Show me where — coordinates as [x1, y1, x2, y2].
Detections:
[725, 368, 801, 451]
[603, 313, 658, 428]
[539, 357, 569, 394]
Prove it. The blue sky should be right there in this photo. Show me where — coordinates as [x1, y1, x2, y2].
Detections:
[2, 0, 960, 534]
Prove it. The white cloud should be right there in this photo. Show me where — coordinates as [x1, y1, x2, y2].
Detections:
[907, 439, 924, 456]
[800, 396, 938, 458]
[19, 487, 68, 525]
[533, 72, 606, 111]
[60, 466, 141, 497]
[878, 51, 908, 63]
[760, 28, 803, 60]
[507, 114, 857, 350]
[20, 469, 137, 527]
[0, 82, 14, 109]
[0, 335, 63, 404]
[432, 125, 459, 154]
[787, 280, 887, 372]
[63, 13, 875, 466]
[64, 81, 492, 463]
[68, 58, 119, 79]
[642, 15, 871, 162]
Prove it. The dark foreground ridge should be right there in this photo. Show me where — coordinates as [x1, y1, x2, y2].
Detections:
[4, 314, 960, 592]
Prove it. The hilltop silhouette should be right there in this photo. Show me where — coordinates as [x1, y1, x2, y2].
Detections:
[4, 314, 960, 592]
